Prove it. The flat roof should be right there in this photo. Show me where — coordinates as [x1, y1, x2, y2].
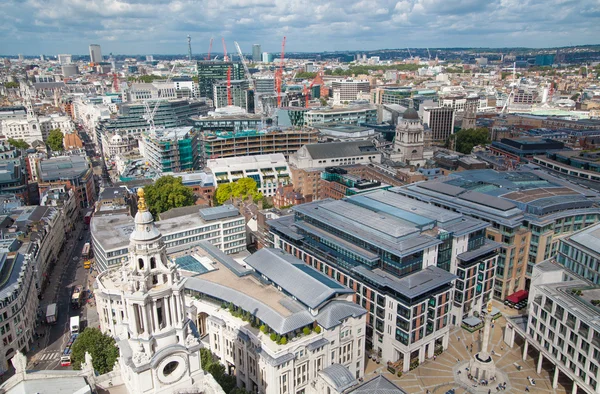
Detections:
[304, 141, 379, 160]
[39, 155, 90, 181]
[568, 223, 600, 255]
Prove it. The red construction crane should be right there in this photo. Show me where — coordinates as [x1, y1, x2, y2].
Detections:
[227, 66, 232, 106]
[112, 73, 119, 92]
[222, 38, 228, 62]
[206, 37, 213, 61]
[276, 36, 286, 107]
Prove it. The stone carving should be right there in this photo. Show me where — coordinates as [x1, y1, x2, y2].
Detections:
[185, 333, 199, 347]
[11, 351, 27, 374]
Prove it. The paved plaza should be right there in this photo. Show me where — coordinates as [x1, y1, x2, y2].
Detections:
[364, 306, 575, 394]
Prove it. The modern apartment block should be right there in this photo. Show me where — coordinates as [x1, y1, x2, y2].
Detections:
[422, 106, 456, 141]
[201, 129, 318, 161]
[505, 259, 600, 394]
[196, 61, 243, 98]
[556, 223, 600, 284]
[38, 155, 96, 208]
[268, 190, 498, 370]
[184, 245, 367, 394]
[396, 168, 600, 300]
[304, 105, 378, 126]
[213, 79, 251, 110]
[206, 153, 290, 197]
[91, 205, 246, 272]
[139, 126, 199, 173]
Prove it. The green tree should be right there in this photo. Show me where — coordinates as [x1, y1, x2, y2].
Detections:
[215, 178, 263, 206]
[448, 128, 491, 154]
[47, 129, 64, 151]
[145, 175, 196, 217]
[200, 348, 214, 371]
[7, 138, 29, 150]
[295, 71, 317, 79]
[3, 82, 19, 89]
[319, 97, 328, 106]
[71, 328, 119, 374]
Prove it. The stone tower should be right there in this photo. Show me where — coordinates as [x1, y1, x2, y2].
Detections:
[391, 108, 432, 166]
[461, 96, 478, 130]
[116, 188, 206, 394]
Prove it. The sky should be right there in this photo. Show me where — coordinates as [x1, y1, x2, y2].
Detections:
[1, 0, 598, 56]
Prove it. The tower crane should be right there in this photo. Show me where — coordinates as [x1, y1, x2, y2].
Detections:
[427, 48, 432, 60]
[276, 36, 286, 108]
[234, 42, 255, 91]
[143, 64, 176, 132]
[222, 38, 228, 62]
[205, 37, 213, 61]
[407, 47, 413, 60]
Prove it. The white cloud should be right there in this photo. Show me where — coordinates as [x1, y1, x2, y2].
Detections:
[0, 0, 597, 55]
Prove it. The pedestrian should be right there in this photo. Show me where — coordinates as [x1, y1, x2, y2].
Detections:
[525, 385, 529, 392]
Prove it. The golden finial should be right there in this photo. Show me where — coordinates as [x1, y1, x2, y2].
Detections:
[137, 188, 148, 212]
[487, 301, 493, 314]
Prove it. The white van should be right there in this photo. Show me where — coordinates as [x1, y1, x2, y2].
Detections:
[70, 316, 80, 334]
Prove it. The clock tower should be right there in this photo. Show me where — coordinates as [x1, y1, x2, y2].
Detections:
[116, 188, 207, 393]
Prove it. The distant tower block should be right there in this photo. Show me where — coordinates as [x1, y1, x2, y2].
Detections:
[461, 96, 478, 130]
[187, 35, 192, 61]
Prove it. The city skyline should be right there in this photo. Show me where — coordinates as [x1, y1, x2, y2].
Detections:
[1, 0, 598, 56]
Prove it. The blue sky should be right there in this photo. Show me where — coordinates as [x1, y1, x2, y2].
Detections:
[1, 0, 597, 55]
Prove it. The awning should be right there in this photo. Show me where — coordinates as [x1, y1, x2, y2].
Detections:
[463, 316, 482, 327]
[506, 290, 529, 304]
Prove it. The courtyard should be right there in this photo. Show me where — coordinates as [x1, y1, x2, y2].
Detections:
[364, 308, 576, 393]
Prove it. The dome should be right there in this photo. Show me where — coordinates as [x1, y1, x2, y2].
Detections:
[402, 108, 419, 120]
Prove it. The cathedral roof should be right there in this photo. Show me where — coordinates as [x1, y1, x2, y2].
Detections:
[402, 108, 419, 120]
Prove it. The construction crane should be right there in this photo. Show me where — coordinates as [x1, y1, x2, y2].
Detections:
[227, 66, 232, 106]
[276, 36, 286, 107]
[205, 37, 213, 61]
[427, 48, 432, 60]
[143, 64, 176, 132]
[222, 38, 228, 62]
[234, 41, 255, 91]
[406, 47, 413, 60]
[501, 62, 517, 115]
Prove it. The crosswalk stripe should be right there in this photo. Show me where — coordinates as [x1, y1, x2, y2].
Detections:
[39, 352, 60, 361]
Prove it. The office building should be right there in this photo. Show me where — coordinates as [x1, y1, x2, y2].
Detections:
[396, 168, 600, 300]
[373, 87, 413, 105]
[94, 190, 224, 394]
[38, 155, 95, 208]
[57, 54, 72, 65]
[331, 79, 370, 105]
[186, 246, 367, 394]
[89, 44, 102, 63]
[504, 259, 599, 394]
[423, 107, 455, 141]
[535, 54, 555, 66]
[252, 44, 261, 62]
[289, 140, 381, 169]
[196, 61, 243, 98]
[0, 139, 29, 203]
[139, 126, 199, 173]
[206, 153, 290, 197]
[201, 128, 318, 161]
[254, 77, 275, 95]
[490, 138, 565, 162]
[304, 105, 378, 126]
[319, 167, 390, 199]
[91, 203, 245, 272]
[556, 223, 600, 283]
[261, 52, 273, 63]
[0, 251, 38, 375]
[213, 79, 250, 110]
[533, 150, 600, 184]
[191, 112, 262, 133]
[269, 191, 498, 369]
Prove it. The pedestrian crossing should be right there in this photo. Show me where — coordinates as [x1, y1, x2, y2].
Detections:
[38, 351, 61, 361]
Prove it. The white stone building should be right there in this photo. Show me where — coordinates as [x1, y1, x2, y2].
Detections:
[206, 153, 291, 197]
[390, 108, 433, 166]
[184, 246, 367, 394]
[94, 189, 225, 394]
[289, 141, 381, 170]
[331, 79, 370, 105]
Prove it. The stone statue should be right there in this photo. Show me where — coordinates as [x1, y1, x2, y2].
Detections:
[487, 301, 493, 314]
[11, 351, 27, 375]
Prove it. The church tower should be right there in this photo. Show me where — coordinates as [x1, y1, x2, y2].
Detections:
[391, 108, 427, 166]
[116, 188, 205, 394]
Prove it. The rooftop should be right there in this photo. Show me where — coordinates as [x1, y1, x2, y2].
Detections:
[303, 141, 379, 160]
[566, 222, 600, 255]
[39, 155, 90, 182]
[206, 153, 288, 170]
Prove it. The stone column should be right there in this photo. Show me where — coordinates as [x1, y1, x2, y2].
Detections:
[553, 367, 559, 389]
[537, 352, 543, 374]
[151, 300, 159, 331]
[427, 341, 435, 358]
[165, 297, 172, 327]
[522, 340, 529, 361]
[572, 381, 578, 394]
[418, 346, 426, 364]
[141, 303, 149, 334]
[402, 353, 410, 372]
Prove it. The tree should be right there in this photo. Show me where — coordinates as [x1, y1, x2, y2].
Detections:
[201, 348, 245, 394]
[144, 175, 196, 216]
[71, 328, 119, 374]
[215, 178, 263, 206]
[47, 129, 64, 151]
[3, 82, 19, 89]
[448, 128, 491, 154]
[295, 71, 317, 79]
[200, 348, 214, 371]
[7, 138, 29, 150]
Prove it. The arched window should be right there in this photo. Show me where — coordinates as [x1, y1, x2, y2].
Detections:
[138, 258, 144, 270]
[150, 257, 156, 269]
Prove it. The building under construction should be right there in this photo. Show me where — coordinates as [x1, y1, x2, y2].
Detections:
[201, 128, 318, 161]
[140, 126, 200, 173]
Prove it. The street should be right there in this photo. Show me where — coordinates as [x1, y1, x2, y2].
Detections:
[26, 217, 99, 370]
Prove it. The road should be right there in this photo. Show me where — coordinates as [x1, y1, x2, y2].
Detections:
[27, 217, 98, 370]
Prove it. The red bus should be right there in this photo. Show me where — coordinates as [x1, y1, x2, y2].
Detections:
[84, 212, 93, 225]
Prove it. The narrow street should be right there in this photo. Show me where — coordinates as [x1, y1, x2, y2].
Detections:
[26, 216, 99, 370]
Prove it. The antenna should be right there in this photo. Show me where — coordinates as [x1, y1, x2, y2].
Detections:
[187, 35, 192, 61]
